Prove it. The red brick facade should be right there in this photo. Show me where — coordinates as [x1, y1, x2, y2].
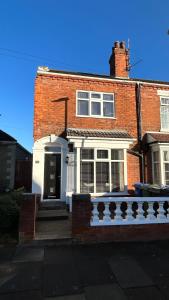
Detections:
[33, 41, 169, 193]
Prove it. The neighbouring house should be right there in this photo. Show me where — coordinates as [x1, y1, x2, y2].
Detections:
[32, 41, 169, 209]
[0, 130, 32, 192]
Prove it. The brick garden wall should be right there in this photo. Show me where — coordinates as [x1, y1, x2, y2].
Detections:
[19, 193, 40, 242]
[72, 194, 169, 243]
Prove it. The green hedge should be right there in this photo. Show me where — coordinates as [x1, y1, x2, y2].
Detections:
[0, 191, 22, 232]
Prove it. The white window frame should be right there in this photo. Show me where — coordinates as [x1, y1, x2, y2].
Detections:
[76, 90, 115, 119]
[160, 96, 169, 131]
[152, 149, 161, 185]
[151, 143, 169, 185]
[80, 148, 125, 194]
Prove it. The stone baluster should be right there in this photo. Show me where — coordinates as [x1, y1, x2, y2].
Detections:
[136, 202, 145, 222]
[92, 202, 99, 224]
[114, 202, 122, 222]
[157, 201, 166, 222]
[146, 201, 156, 222]
[126, 202, 134, 222]
[103, 202, 111, 223]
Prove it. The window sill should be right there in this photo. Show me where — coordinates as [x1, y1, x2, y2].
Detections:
[160, 129, 169, 133]
[90, 191, 129, 197]
[76, 115, 116, 120]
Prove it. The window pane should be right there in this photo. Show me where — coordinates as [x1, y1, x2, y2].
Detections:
[45, 146, 61, 152]
[161, 97, 169, 105]
[161, 106, 169, 129]
[111, 150, 124, 160]
[163, 151, 169, 161]
[81, 149, 94, 160]
[103, 94, 114, 101]
[111, 162, 124, 192]
[165, 163, 169, 185]
[91, 93, 101, 99]
[91, 102, 101, 115]
[80, 162, 94, 193]
[153, 163, 160, 184]
[153, 151, 159, 162]
[78, 91, 89, 99]
[78, 100, 89, 115]
[103, 102, 114, 117]
[97, 150, 108, 159]
[96, 162, 109, 192]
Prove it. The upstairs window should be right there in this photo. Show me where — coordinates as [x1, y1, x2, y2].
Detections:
[77, 90, 115, 118]
[160, 97, 169, 131]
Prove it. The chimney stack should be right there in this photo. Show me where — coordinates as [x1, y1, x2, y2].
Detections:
[109, 41, 130, 78]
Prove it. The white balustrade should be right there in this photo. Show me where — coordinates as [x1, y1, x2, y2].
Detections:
[157, 201, 166, 222]
[146, 202, 156, 222]
[125, 202, 134, 222]
[92, 202, 99, 223]
[136, 202, 145, 222]
[114, 202, 122, 222]
[103, 202, 111, 223]
[90, 197, 169, 226]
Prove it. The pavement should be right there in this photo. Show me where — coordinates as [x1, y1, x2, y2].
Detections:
[1, 240, 169, 299]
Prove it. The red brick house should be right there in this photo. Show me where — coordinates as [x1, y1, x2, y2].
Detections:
[32, 41, 169, 209]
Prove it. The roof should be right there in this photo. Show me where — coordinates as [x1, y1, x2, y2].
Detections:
[67, 128, 133, 139]
[17, 143, 32, 156]
[146, 132, 169, 144]
[0, 130, 16, 142]
[38, 67, 169, 86]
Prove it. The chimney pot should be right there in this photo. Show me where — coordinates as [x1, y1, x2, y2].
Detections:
[120, 41, 125, 49]
[114, 41, 120, 48]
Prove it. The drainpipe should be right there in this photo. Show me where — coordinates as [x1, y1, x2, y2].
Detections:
[135, 82, 145, 183]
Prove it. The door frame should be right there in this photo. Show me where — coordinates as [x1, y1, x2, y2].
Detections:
[32, 135, 68, 202]
[43, 151, 62, 201]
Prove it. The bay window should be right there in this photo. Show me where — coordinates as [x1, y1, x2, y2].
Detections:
[163, 150, 169, 185]
[80, 148, 125, 193]
[152, 151, 160, 184]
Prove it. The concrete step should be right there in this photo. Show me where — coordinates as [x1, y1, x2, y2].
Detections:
[26, 237, 73, 247]
[37, 209, 69, 221]
[39, 201, 67, 211]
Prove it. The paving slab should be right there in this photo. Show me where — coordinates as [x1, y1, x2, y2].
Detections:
[44, 246, 74, 265]
[0, 262, 42, 294]
[0, 246, 16, 263]
[43, 263, 81, 297]
[154, 276, 169, 299]
[136, 254, 169, 280]
[77, 257, 114, 287]
[85, 283, 127, 300]
[109, 255, 153, 288]
[13, 247, 44, 263]
[0, 263, 16, 288]
[45, 294, 86, 300]
[0, 290, 42, 300]
[124, 286, 165, 300]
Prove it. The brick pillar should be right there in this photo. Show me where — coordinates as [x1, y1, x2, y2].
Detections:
[72, 194, 91, 239]
[19, 193, 39, 243]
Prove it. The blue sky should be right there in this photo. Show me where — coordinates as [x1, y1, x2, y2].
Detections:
[0, 0, 169, 151]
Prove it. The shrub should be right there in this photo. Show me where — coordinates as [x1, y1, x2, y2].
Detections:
[0, 194, 19, 232]
[11, 187, 24, 207]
